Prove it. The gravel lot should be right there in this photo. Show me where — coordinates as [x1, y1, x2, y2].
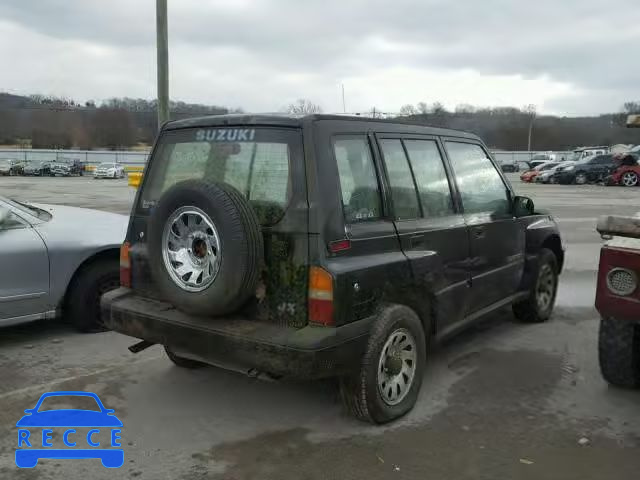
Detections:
[1, 174, 640, 479]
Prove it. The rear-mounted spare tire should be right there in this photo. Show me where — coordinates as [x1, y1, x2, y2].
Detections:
[147, 179, 263, 316]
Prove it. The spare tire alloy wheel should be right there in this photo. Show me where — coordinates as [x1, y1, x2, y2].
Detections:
[621, 171, 639, 187]
[162, 206, 221, 292]
[148, 180, 263, 317]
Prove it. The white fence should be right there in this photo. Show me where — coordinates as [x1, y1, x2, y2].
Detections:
[0, 149, 149, 166]
[0, 148, 571, 168]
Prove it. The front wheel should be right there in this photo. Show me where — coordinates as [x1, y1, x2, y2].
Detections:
[599, 316, 640, 388]
[513, 248, 558, 323]
[575, 172, 588, 185]
[621, 171, 639, 187]
[340, 305, 426, 424]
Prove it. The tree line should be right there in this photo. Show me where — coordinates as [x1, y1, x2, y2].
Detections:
[0, 92, 638, 151]
[0, 93, 239, 150]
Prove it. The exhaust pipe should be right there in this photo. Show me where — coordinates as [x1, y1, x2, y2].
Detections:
[128, 340, 155, 354]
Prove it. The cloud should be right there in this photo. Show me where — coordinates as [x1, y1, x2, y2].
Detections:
[0, 0, 638, 115]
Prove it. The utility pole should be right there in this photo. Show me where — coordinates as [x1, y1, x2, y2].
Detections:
[341, 84, 346, 113]
[525, 104, 536, 152]
[156, 0, 170, 127]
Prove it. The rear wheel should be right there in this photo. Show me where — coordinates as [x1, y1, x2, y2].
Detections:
[66, 258, 119, 332]
[340, 305, 426, 424]
[599, 316, 640, 388]
[513, 248, 558, 323]
[621, 171, 639, 187]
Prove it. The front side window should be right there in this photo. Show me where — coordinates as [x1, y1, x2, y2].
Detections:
[380, 139, 421, 220]
[446, 142, 510, 215]
[333, 137, 382, 223]
[403, 140, 455, 218]
[141, 127, 298, 225]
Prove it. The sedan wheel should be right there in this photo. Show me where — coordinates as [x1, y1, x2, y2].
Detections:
[621, 171, 639, 187]
[575, 172, 587, 185]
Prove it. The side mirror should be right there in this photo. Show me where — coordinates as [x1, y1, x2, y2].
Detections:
[0, 207, 10, 226]
[513, 196, 535, 217]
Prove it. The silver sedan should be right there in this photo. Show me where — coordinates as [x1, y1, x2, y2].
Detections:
[0, 196, 127, 331]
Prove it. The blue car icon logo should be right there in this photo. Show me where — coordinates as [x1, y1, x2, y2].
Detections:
[16, 391, 123, 468]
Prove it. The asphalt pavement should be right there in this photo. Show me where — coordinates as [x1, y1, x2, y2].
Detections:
[0, 174, 639, 479]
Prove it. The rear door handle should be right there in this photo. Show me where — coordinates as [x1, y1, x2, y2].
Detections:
[472, 227, 485, 239]
[410, 235, 425, 248]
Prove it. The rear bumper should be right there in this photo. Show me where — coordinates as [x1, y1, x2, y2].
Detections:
[102, 288, 371, 379]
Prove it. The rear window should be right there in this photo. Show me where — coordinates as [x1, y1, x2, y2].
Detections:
[140, 127, 299, 225]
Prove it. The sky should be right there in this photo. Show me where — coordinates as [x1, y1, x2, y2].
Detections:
[0, 0, 638, 116]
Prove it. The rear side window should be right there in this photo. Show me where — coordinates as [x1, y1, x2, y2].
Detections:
[379, 139, 421, 220]
[141, 127, 299, 225]
[403, 140, 455, 217]
[333, 137, 382, 223]
[446, 142, 510, 215]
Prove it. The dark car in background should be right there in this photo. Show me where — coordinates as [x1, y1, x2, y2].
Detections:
[554, 154, 616, 184]
[500, 162, 519, 173]
[50, 159, 84, 177]
[0, 159, 26, 176]
[23, 161, 52, 176]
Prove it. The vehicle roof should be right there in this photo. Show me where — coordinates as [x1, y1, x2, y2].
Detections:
[574, 146, 609, 152]
[164, 113, 480, 140]
[576, 153, 612, 163]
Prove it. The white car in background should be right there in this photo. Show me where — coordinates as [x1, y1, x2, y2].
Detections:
[94, 163, 126, 179]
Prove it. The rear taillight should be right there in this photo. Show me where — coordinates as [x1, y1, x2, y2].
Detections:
[120, 242, 131, 287]
[308, 266, 334, 326]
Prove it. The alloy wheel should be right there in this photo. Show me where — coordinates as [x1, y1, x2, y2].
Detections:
[161, 206, 221, 292]
[377, 328, 418, 406]
[622, 172, 638, 187]
[536, 263, 556, 313]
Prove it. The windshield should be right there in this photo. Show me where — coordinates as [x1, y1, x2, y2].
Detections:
[98, 163, 117, 168]
[534, 162, 553, 171]
[0, 160, 12, 167]
[141, 127, 300, 225]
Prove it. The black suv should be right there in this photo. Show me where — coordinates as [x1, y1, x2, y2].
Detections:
[103, 115, 564, 423]
[554, 154, 616, 184]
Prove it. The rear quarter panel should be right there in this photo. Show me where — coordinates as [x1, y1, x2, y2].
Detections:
[34, 209, 127, 309]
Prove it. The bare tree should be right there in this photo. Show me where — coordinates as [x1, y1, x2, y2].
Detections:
[286, 99, 322, 114]
[399, 104, 418, 116]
